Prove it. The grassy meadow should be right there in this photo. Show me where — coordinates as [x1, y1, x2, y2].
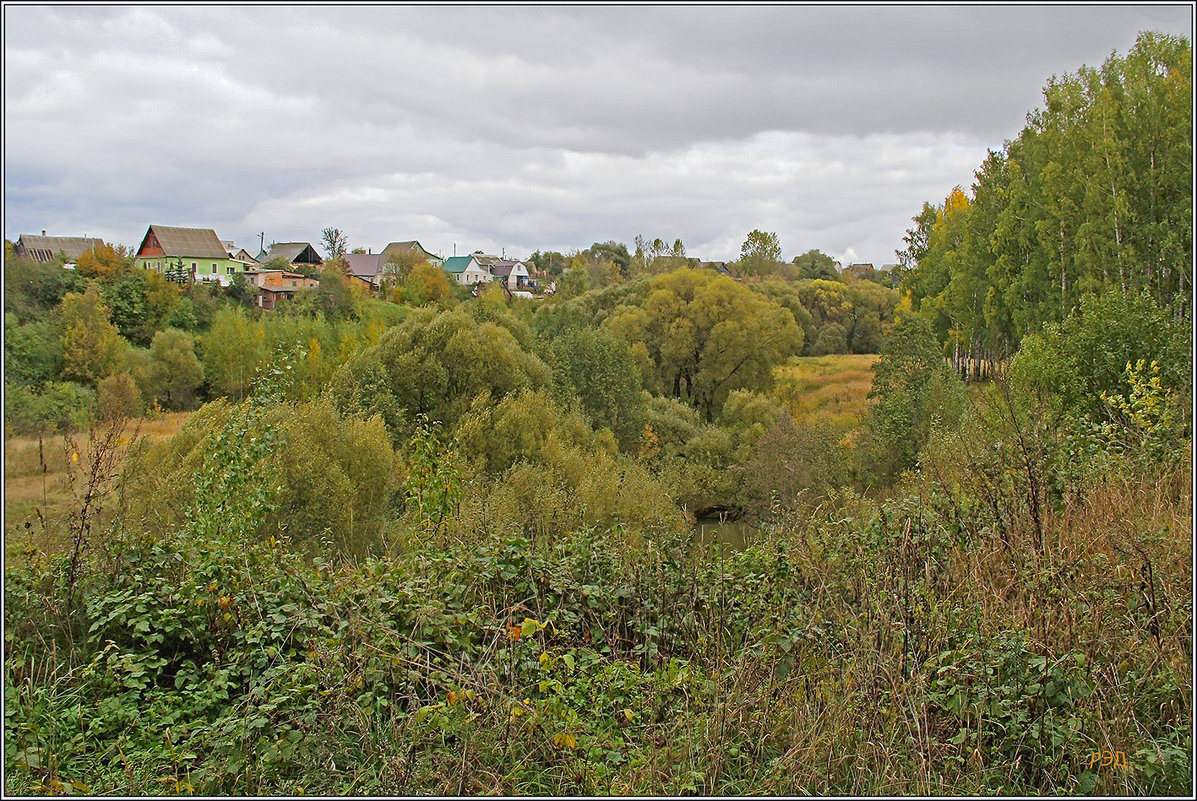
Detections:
[4, 414, 192, 561]
[773, 354, 877, 429]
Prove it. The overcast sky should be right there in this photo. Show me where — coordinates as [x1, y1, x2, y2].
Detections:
[4, 4, 1192, 267]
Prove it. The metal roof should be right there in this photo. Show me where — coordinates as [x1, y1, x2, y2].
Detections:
[442, 255, 476, 273]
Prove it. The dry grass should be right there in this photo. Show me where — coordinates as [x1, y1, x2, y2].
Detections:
[4, 413, 193, 556]
[771, 354, 878, 429]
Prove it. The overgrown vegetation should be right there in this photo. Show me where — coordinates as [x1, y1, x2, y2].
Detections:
[4, 32, 1191, 796]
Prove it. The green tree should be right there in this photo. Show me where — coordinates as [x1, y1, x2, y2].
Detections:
[201, 307, 267, 401]
[146, 328, 204, 410]
[586, 241, 632, 275]
[557, 266, 590, 299]
[401, 260, 452, 306]
[792, 249, 841, 280]
[858, 315, 967, 486]
[1010, 289, 1190, 421]
[738, 229, 783, 276]
[4, 254, 87, 322]
[606, 268, 803, 419]
[810, 322, 848, 355]
[59, 282, 127, 385]
[4, 313, 62, 387]
[100, 269, 180, 347]
[320, 227, 348, 260]
[547, 328, 646, 448]
[310, 257, 357, 321]
[329, 307, 552, 438]
[899, 32, 1192, 363]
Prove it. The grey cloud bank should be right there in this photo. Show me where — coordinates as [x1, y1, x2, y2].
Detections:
[4, 4, 1192, 266]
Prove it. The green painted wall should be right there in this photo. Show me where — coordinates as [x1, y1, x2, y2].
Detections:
[138, 256, 250, 278]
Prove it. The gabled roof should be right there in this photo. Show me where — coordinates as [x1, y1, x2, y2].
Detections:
[442, 255, 478, 274]
[343, 253, 387, 277]
[489, 259, 528, 277]
[380, 240, 438, 262]
[140, 225, 229, 259]
[262, 242, 323, 265]
[15, 234, 105, 263]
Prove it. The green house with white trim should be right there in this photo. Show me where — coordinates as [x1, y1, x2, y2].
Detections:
[135, 224, 252, 285]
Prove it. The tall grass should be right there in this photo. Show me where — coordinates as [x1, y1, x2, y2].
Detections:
[772, 354, 877, 429]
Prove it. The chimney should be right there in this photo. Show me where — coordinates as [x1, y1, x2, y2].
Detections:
[42, 230, 46, 236]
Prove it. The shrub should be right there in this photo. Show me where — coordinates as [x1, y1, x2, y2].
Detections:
[4, 380, 95, 435]
[94, 372, 142, 421]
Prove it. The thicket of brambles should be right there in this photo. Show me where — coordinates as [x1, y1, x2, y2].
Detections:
[4, 31, 1191, 796]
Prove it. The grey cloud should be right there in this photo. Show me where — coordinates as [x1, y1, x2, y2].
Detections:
[4, 4, 1191, 263]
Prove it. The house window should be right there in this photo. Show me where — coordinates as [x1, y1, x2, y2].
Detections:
[192, 262, 198, 271]
[227, 267, 234, 275]
[212, 263, 218, 273]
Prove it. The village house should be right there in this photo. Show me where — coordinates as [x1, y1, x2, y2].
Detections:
[379, 240, 442, 268]
[488, 259, 532, 291]
[134, 225, 251, 285]
[14, 232, 105, 264]
[342, 253, 388, 291]
[441, 254, 494, 286]
[243, 269, 320, 311]
[259, 242, 324, 271]
[223, 240, 260, 266]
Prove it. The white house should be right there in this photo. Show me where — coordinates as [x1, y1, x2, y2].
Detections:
[441, 254, 494, 286]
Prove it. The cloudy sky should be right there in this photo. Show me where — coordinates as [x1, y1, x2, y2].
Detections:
[4, 4, 1192, 267]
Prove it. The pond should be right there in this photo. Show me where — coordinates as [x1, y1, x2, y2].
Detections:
[693, 517, 758, 555]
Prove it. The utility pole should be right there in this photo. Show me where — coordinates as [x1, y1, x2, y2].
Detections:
[259, 232, 265, 253]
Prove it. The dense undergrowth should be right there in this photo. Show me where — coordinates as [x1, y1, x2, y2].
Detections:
[4, 375, 1190, 795]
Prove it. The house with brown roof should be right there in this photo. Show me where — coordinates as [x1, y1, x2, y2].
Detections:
[489, 259, 531, 290]
[379, 240, 442, 267]
[342, 253, 389, 290]
[14, 233, 105, 264]
[134, 225, 252, 285]
[259, 242, 324, 270]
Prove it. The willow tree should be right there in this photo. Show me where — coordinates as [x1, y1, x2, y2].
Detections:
[605, 268, 803, 420]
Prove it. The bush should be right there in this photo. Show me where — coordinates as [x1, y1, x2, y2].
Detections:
[810, 322, 848, 355]
[94, 372, 143, 421]
[1010, 289, 1191, 421]
[120, 399, 400, 554]
[733, 414, 849, 521]
[4, 380, 95, 435]
[857, 315, 967, 487]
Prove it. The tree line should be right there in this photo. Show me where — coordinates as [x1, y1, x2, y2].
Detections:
[896, 32, 1191, 378]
